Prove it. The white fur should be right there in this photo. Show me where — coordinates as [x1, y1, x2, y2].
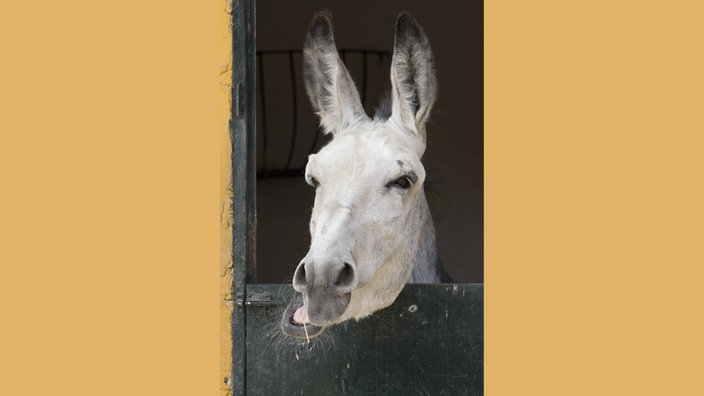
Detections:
[291, 11, 443, 329]
[302, 122, 438, 322]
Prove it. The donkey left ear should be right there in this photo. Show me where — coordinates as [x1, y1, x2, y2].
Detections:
[303, 10, 368, 135]
[389, 12, 437, 140]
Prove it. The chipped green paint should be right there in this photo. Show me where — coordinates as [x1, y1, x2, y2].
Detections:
[230, 0, 256, 395]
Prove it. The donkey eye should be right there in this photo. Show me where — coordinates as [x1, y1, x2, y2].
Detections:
[388, 176, 412, 190]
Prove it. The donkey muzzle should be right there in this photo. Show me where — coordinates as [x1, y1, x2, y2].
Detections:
[292, 259, 358, 326]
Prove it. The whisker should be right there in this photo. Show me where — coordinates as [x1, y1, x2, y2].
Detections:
[303, 323, 310, 344]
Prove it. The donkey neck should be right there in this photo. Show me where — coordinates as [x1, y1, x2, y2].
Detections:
[408, 190, 446, 283]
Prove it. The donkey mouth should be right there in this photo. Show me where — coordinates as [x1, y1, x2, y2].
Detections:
[281, 292, 324, 339]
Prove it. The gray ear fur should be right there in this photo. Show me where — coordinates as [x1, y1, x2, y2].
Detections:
[390, 12, 437, 140]
[303, 10, 368, 134]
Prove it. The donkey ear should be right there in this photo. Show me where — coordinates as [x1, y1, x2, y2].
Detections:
[303, 10, 368, 134]
[390, 12, 437, 140]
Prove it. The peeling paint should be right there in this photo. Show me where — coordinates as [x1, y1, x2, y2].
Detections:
[220, 1, 234, 395]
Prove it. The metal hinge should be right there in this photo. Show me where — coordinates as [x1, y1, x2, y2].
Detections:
[244, 292, 274, 306]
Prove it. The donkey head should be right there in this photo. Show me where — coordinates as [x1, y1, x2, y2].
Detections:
[282, 11, 437, 339]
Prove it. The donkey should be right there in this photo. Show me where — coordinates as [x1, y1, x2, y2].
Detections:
[282, 10, 451, 339]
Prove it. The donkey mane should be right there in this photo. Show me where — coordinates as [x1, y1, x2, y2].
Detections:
[373, 91, 393, 121]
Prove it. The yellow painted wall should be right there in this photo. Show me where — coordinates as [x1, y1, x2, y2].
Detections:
[220, 4, 234, 395]
[1, 1, 228, 394]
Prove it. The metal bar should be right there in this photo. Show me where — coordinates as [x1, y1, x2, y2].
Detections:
[254, 49, 391, 175]
[231, 0, 256, 394]
[285, 51, 297, 170]
[257, 53, 267, 173]
[256, 168, 305, 179]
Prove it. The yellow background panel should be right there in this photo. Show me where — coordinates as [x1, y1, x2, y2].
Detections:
[486, 1, 704, 394]
[1, 1, 225, 394]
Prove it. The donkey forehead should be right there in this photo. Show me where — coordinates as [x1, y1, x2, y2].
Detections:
[309, 122, 425, 177]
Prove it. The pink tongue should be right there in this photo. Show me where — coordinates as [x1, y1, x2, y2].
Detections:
[292, 306, 310, 325]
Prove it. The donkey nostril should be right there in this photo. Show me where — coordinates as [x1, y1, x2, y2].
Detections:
[335, 262, 357, 291]
[293, 262, 307, 290]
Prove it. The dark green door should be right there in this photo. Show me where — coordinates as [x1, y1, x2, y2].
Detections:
[244, 284, 483, 395]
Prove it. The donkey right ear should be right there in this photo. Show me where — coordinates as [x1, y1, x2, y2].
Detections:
[389, 12, 437, 141]
[303, 10, 368, 135]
